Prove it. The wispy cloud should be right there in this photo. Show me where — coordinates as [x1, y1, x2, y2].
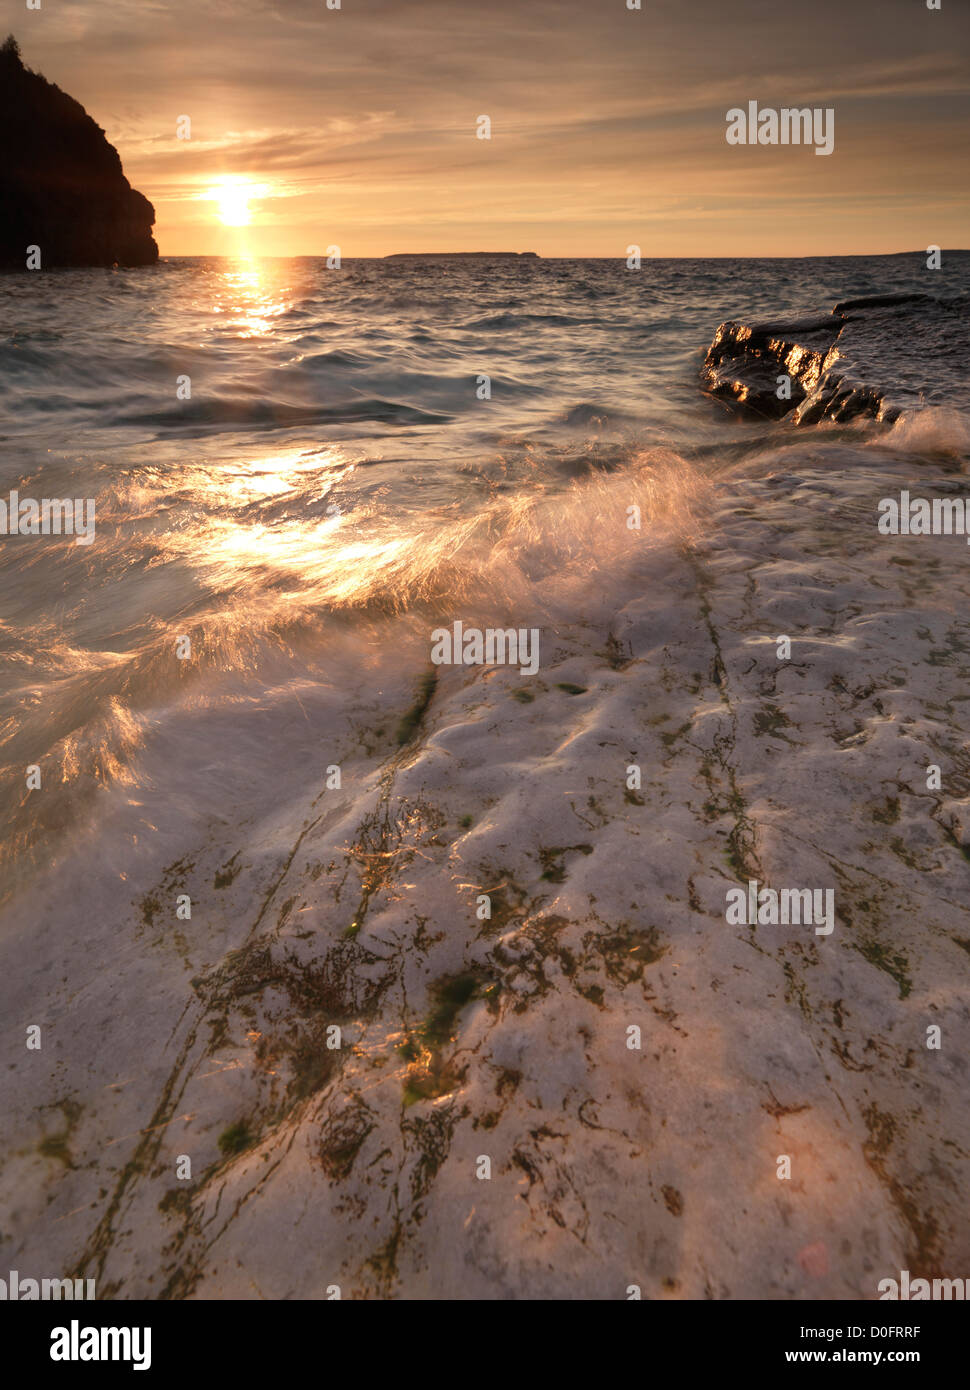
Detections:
[15, 0, 970, 254]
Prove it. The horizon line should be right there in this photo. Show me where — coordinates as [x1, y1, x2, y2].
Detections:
[153, 248, 970, 261]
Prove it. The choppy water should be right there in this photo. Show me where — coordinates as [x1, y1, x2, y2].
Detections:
[1, 253, 968, 888]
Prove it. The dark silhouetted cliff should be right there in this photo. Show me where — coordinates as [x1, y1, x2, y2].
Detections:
[0, 35, 158, 269]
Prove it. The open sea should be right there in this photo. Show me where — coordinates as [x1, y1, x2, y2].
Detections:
[1, 256, 968, 882]
[1, 254, 969, 890]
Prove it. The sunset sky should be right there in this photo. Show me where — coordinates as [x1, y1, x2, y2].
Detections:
[12, 0, 970, 257]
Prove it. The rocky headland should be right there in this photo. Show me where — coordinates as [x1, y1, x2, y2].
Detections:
[0, 36, 157, 270]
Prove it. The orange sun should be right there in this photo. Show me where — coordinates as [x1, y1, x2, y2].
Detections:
[204, 177, 269, 226]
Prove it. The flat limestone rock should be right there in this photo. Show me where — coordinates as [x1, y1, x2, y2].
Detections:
[1, 448, 968, 1299]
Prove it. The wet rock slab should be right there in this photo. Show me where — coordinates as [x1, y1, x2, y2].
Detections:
[1, 451, 968, 1299]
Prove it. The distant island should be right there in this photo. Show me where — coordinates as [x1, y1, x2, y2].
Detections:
[384, 251, 540, 259]
[0, 35, 157, 269]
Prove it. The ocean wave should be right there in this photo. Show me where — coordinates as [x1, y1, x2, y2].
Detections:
[0, 441, 715, 875]
[459, 311, 591, 330]
[117, 395, 454, 434]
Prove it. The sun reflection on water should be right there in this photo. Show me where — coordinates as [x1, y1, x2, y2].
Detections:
[207, 258, 293, 339]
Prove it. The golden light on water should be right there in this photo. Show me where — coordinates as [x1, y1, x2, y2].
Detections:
[208, 258, 292, 337]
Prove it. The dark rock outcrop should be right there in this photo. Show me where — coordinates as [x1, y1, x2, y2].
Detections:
[701, 290, 970, 426]
[0, 35, 157, 269]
